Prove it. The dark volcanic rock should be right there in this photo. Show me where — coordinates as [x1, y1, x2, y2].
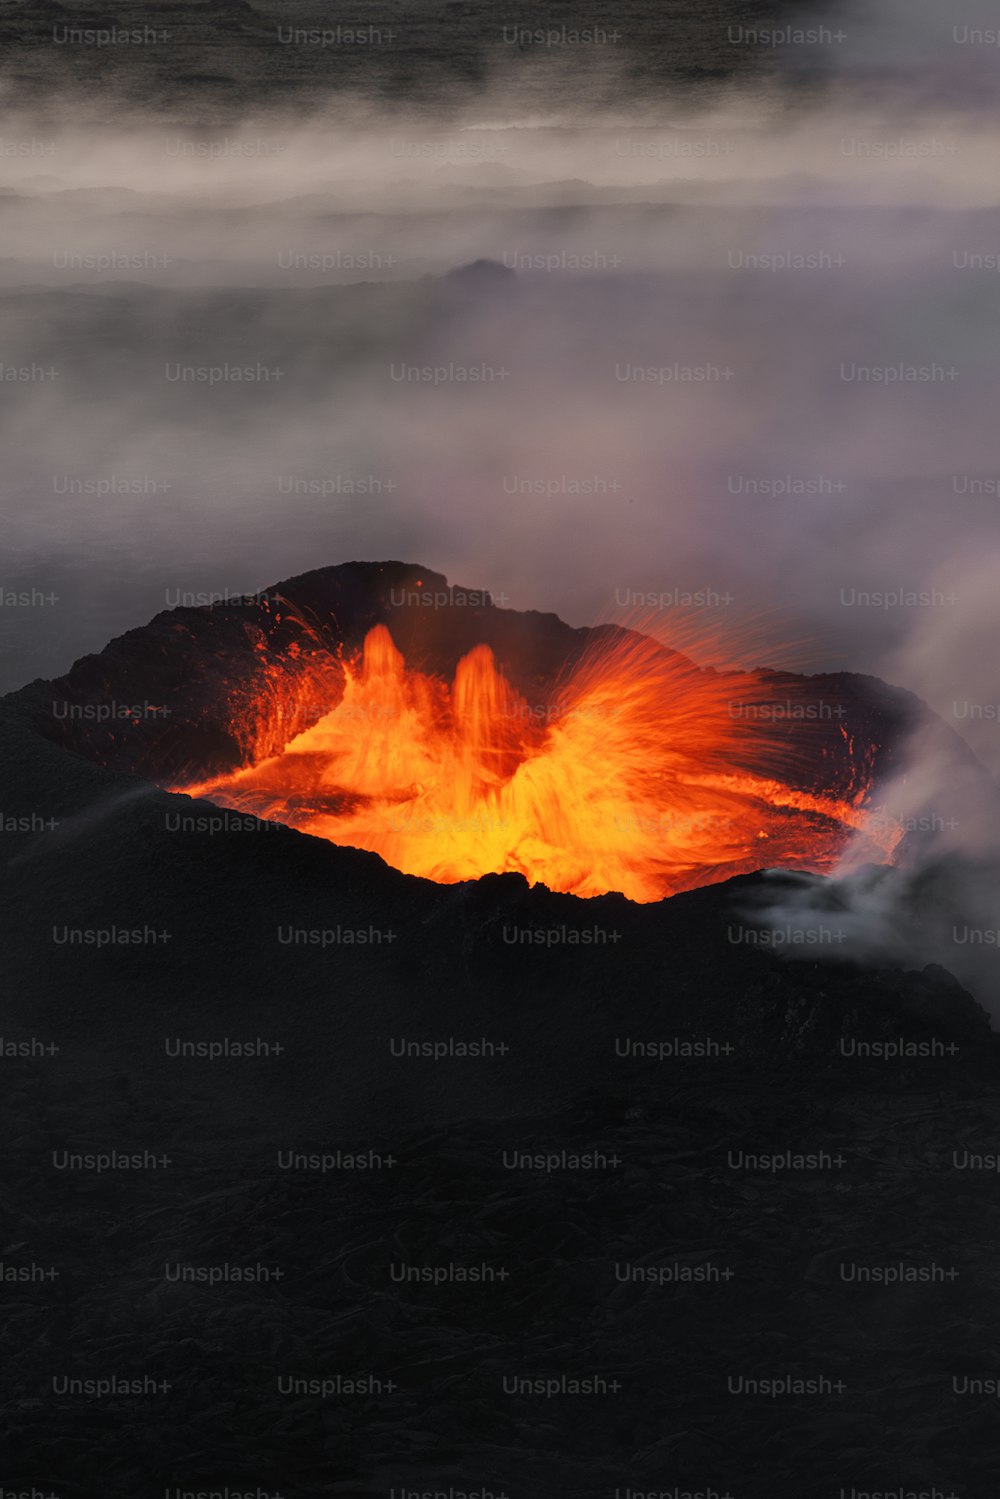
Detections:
[2, 566, 999, 1496]
[1, 692, 999, 1496]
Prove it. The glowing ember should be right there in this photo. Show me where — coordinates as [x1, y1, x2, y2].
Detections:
[177, 623, 902, 901]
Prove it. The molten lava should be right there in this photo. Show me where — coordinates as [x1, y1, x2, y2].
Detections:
[177, 623, 902, 901]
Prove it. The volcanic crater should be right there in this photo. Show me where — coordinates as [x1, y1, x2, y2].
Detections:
[2, 560, 983, 901]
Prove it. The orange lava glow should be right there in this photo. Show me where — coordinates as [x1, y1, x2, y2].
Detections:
[177, 623, 903, 901]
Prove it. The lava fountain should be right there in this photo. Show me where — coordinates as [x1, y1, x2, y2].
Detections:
[176, 620, 902, 902]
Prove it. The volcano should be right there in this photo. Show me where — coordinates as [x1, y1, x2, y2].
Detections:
[4, 561, 1000, 1498]
[2, 560, 983, 901]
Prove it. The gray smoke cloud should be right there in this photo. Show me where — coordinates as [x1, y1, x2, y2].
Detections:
[1, 92, 998, 682]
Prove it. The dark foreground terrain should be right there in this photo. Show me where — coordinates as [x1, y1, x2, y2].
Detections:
[1, 699, 1000, 1496]
[2, 567, 999, 1496]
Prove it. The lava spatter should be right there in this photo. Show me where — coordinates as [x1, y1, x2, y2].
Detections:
[177, 623, 902, 901]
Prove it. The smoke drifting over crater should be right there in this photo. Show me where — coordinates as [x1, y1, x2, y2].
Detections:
[0, 1, 997, 971]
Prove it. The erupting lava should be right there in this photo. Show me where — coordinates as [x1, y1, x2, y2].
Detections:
[177, 623, 902, 901]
